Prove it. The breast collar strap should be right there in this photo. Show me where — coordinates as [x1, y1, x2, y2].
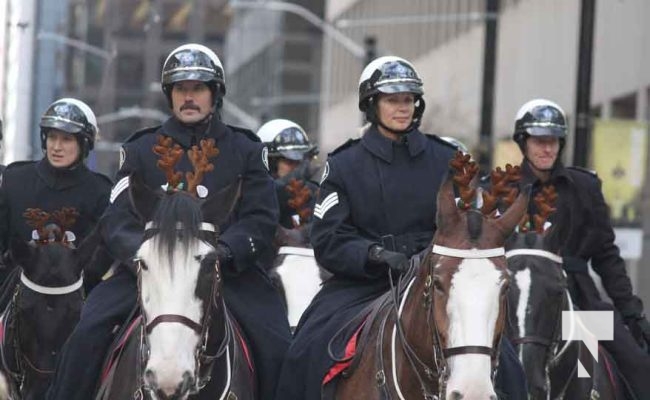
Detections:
[20, 272, 83, 295]
[432, 245, 505, 258]
[505, 249, 563, 264]
[144, 222, 216, 232]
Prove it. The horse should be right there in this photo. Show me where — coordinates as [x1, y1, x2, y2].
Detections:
[268, 178, 330, 329]
[333, 155, 529, 399]
[504, 186, 624, 400]
[0, 208, 98, 400]
[98, 138, 255, 400]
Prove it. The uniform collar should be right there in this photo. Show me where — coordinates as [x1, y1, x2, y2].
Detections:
[361, 125, 426, 163]
[161, 115, 228, 149]
[36, 158, 88, 190]
[520, 159, 573, 186]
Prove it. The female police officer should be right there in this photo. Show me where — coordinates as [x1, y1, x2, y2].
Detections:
[274, 56, 527, 400]
[0, 98, 111, 289]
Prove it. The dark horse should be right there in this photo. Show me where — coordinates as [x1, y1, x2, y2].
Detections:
[334, 156, 528, 399]
[0, 208, 98, 400]
[97, 168, 255, 399]
[505, 186, 624, 399]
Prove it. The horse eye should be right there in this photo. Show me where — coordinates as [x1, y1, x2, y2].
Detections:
[433, 276, 445, 293]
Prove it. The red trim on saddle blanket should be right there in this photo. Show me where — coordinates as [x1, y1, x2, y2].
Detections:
[234, 324, 254, 373]
[100, 315, 142, 382]
[599, 345, 618, 393]
[322, 321, 366, 385]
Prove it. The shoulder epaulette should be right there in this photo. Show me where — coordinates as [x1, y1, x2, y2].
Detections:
[4, 160, 36, 171]
[424, 134, 459, 152]
[329, 138, 361, 156]
[124, 125, 161, 144]
[567, 166, 598, 178]
[227, 124, 260, 143]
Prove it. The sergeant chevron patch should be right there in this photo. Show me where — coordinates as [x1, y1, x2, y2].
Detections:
[110, 176, 130, 204]
[314, 192, 338, 219]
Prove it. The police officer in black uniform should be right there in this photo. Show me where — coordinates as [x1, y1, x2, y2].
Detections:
[256, 118, 319, 228]
[47, 43, 291, 400]
[274, 56, 527, 400]
[0, 98, 111, 290]
[511, 98, 650, 398]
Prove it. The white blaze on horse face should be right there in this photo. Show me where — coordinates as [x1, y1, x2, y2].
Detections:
[514, 268, 531, 360]
[445, 258, 503, 399]
[138, 238, 214, 396]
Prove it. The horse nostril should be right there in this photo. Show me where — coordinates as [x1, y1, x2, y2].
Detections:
[489, 395, 497, 400]
[178, 371, 194, 394]
[144, 369, 157, 387]
[449, 390, 464, 400]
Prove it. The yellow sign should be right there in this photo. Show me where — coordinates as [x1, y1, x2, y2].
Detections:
[592, 119, 648, 226]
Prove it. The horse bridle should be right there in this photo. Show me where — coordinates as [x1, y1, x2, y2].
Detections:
[387, 244, 507, 400]
[505, 250, 572, 371]
[136, 222, 232, 399]
[0, 271, 84, 393]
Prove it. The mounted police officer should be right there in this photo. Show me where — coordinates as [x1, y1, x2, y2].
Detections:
[0, 98, 111, 293]
[256, 118, 318, 228]
[274, 56, 527, 400]
[47, 43, 291, 400]
[511, 98, 650, 398]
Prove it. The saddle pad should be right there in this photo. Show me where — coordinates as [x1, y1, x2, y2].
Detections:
[231, 318, 254, 374]
[322, 322, 366, 385]
[100, 315, 142, 383]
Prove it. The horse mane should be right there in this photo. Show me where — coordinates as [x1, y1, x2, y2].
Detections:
[150, 191, 203, 264]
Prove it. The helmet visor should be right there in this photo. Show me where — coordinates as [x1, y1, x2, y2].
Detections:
[40, 116, 84, 134]
[524, 125, 566, 138]
[272, 127, 312, 160]
[377, 82, 423, 95]
[164, 69, 217, 85]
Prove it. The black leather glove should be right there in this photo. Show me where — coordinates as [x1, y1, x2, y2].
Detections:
[623, 314, 650, 351]
[215, 242, 234, 270]
[368, 244, 409, 274]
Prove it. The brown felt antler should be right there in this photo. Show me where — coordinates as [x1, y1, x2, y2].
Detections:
[286, 178, 313, 227]
[51, 207, 80, 238]
[23, 208, 51, 241]
[449, 151, 478, 210]
[480, 164, 522, 215]
[531, 185, 557, 233]
[153, 135, 184, 190]
[186, 138, 219, 195]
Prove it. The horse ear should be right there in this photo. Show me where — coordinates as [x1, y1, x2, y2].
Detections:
[129, 172, 160, 222]
[10, 237, 33, 271]
[202, 178, 242, 227]
[435, 174, 460, 232]
[496, 184, 531, 237]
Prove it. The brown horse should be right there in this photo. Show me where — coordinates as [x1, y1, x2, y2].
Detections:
[334, 156, 529, 400]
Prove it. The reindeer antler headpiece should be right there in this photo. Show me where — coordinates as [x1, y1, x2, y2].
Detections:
[517, 185, 557, 233]
[152, 135, 219, 196]
[449, 151, 522, 216]
[286, 178, 314, 227]
[23, 207, 80, 245]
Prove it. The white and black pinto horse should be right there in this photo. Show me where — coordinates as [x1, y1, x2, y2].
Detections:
[97, 173, 255, 400]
